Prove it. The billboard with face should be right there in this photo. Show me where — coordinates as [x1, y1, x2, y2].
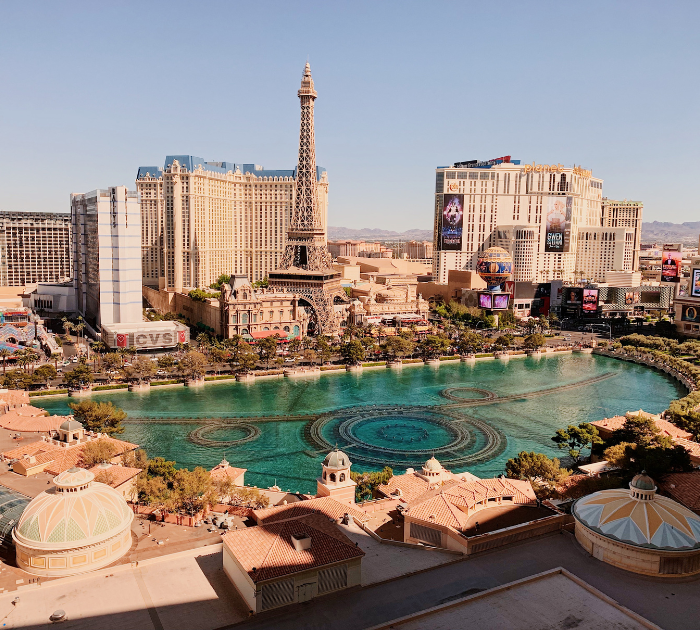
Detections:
[544, 196, 572, 253]
[440, 194, 464, 250]
[661, 251, 682, 283]
[493, 293, 509, 310]
[565, 287, 582, 305]
[479, 293, 493, 309]
[692, 269, 700, 297]
[582, 288, 599, 312]
[624, 291, 641, 305]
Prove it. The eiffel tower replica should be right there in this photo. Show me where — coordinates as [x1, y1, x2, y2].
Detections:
[269, 63, 345, 335]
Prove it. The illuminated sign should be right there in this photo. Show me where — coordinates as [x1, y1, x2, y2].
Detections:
[692, 269, 700, 297]
[582, 289, 599, 312]
[682, 305, 700, 323]
[479, 293, 493, 309]
[493, 293, 509, 310]
[661, 251, 682, 283]
[523, 163, 592, 178]
[545, 197, 572, 253]
[440, 194, 464, 251]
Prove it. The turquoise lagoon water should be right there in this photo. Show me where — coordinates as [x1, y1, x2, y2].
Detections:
[36, 354, 685, 494]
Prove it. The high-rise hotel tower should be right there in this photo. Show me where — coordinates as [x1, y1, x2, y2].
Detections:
[137, 159, 329, 289]
[432, 158, 639, 284]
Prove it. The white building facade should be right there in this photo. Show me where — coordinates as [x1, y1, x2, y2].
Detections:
[137, 156, 329, 290]
[71, 186, 142, 328]
[575, 227, 634, 283]
[433, 158, 606, 284]
[602, 198, 643, 271]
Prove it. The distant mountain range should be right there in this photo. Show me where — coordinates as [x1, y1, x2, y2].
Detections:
[641, 221, 700, 246]
[328, 226, 432, 241]
[328, 221, 700, 247]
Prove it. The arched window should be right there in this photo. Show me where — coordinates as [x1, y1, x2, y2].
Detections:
[283, 326, 290, 333]
[339, 473, 345, 482]
[330, 473, 336, 482]
[242, 313, 248, 324]
[293, 325, 300, 337]
[243, 293, 248, 300]
[241, 328, 249, 335]
[263, 327, 269, 331]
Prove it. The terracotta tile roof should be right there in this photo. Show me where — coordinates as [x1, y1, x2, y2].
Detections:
[591, 415, 692, 440]
[222, 513, 364, 583]
[0, 406, 70, 433]
[657, 472, 700, 514]
[406, 478, 536, 531]
[0, 390, 29, 411]
[676, 438, 700, 461]
[89, 465, 141, 488]
[378, 469, 480, 504]
[210, 464, 247, 481]
[1, 436, 138, 475]
[253, 496, 369, 525]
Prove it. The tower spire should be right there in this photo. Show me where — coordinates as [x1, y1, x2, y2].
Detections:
[279, 63, 332, 270]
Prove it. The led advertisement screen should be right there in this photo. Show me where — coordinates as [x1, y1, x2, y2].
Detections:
[493, 293, 509, 310]
[624, 291, 641, 305]
[692, 269, 700, 297]
[544, 196, 572, 253]
[661, 251, 682, 283]
[582, 288, 599, 312]
[440, 194, 464, 251]
[479, 293, 493, 309]
[565, 287, 583, 305]
[682, 304, 700, 323]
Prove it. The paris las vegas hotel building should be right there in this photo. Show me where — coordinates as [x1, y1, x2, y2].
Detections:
[433, 157, 642, 284]
[137, 156, 328, 290]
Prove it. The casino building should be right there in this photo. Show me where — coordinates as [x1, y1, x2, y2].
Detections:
[432, 158, 639, 285]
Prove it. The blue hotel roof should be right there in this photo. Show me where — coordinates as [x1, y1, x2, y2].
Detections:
[137, 156, 326, 181]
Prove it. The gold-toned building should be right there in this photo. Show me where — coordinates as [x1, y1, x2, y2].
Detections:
[137, 157, 328, 289]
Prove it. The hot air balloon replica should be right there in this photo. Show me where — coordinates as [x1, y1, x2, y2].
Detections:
[476, 247, 513, 289]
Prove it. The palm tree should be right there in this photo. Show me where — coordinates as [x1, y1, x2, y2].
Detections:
[50, 352, 62, 370]
[74, 320, 85, 351]
[61, 317, 74, 344]
[0, 348, 11, 375]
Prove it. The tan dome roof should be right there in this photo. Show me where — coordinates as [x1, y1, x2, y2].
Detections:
[424, 457, 442, 472]
[323, 449, 350, 469]
[573, 486, 700, 550]
[13, 466, 133, 551]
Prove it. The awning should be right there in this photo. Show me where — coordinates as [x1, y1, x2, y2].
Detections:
[250, 330, 289, 341]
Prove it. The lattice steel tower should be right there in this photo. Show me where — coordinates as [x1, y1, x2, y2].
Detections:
[269, 63, 345, 335]
[280, 62, 333, 270]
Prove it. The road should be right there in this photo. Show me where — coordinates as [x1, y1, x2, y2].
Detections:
[225, 532, 700, 630]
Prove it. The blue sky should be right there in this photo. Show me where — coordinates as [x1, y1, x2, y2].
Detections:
[0, 1, 698, 229]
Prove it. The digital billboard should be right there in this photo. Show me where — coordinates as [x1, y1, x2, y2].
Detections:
[544, 196, 572, 253]
[661, 251, 682, 283]
[624, 291, 641, 305]
[692, 269, 700, 297]
[440, 194, 464, 250]
[493, 293, 509, 310]
[682, 305, 700, 323]
[564, 287, 583, 305]
[582, 288, 599, 312]
[479, 293, 493, 309]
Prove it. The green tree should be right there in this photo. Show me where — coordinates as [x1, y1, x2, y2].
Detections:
[315, 337, 332, 364]
[303, 348, 318, 365]
[237, 350, 258, 372]
[63, 364, 94, 389]
[188, 288, 220, 302]
[2, 369, 33, 390]
[0, 348, 12, 375]
[523, 333, 546, 349]
[103, 353, 123, 372]
[418, 334, 450, 359]
[146, 457, 178, 484]
[80, 440, 118, 467]
[173, 467, 215, 515]
[350, 467, 393, 502]
[122, 356, 156, 384]
[340, 339, 365, 365]
[551, 423, 603, 462]
[33, 364, 57, 385]
[68, 400, 126, 435]
[505, 451, 570, 484]
[209, 274, 231, 290]
[257, 335, 280, 368]
[178, 351, 207, 380]
[156, 354, 177, 372]
[382, 336, 413, 360]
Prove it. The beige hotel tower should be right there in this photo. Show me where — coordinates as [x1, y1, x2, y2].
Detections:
[137, 158, 328, 290]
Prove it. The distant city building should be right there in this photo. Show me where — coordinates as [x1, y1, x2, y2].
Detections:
[433, 158, 606, 284]
[674, 255, 700, 337]
[327, 240, 390, 258]
[602, 198, 643, 270]
[0, 211, 71, 286]
[136, 156, 328, 289]
[405, 240, 433, 260]
[71, 187, 142, 328]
